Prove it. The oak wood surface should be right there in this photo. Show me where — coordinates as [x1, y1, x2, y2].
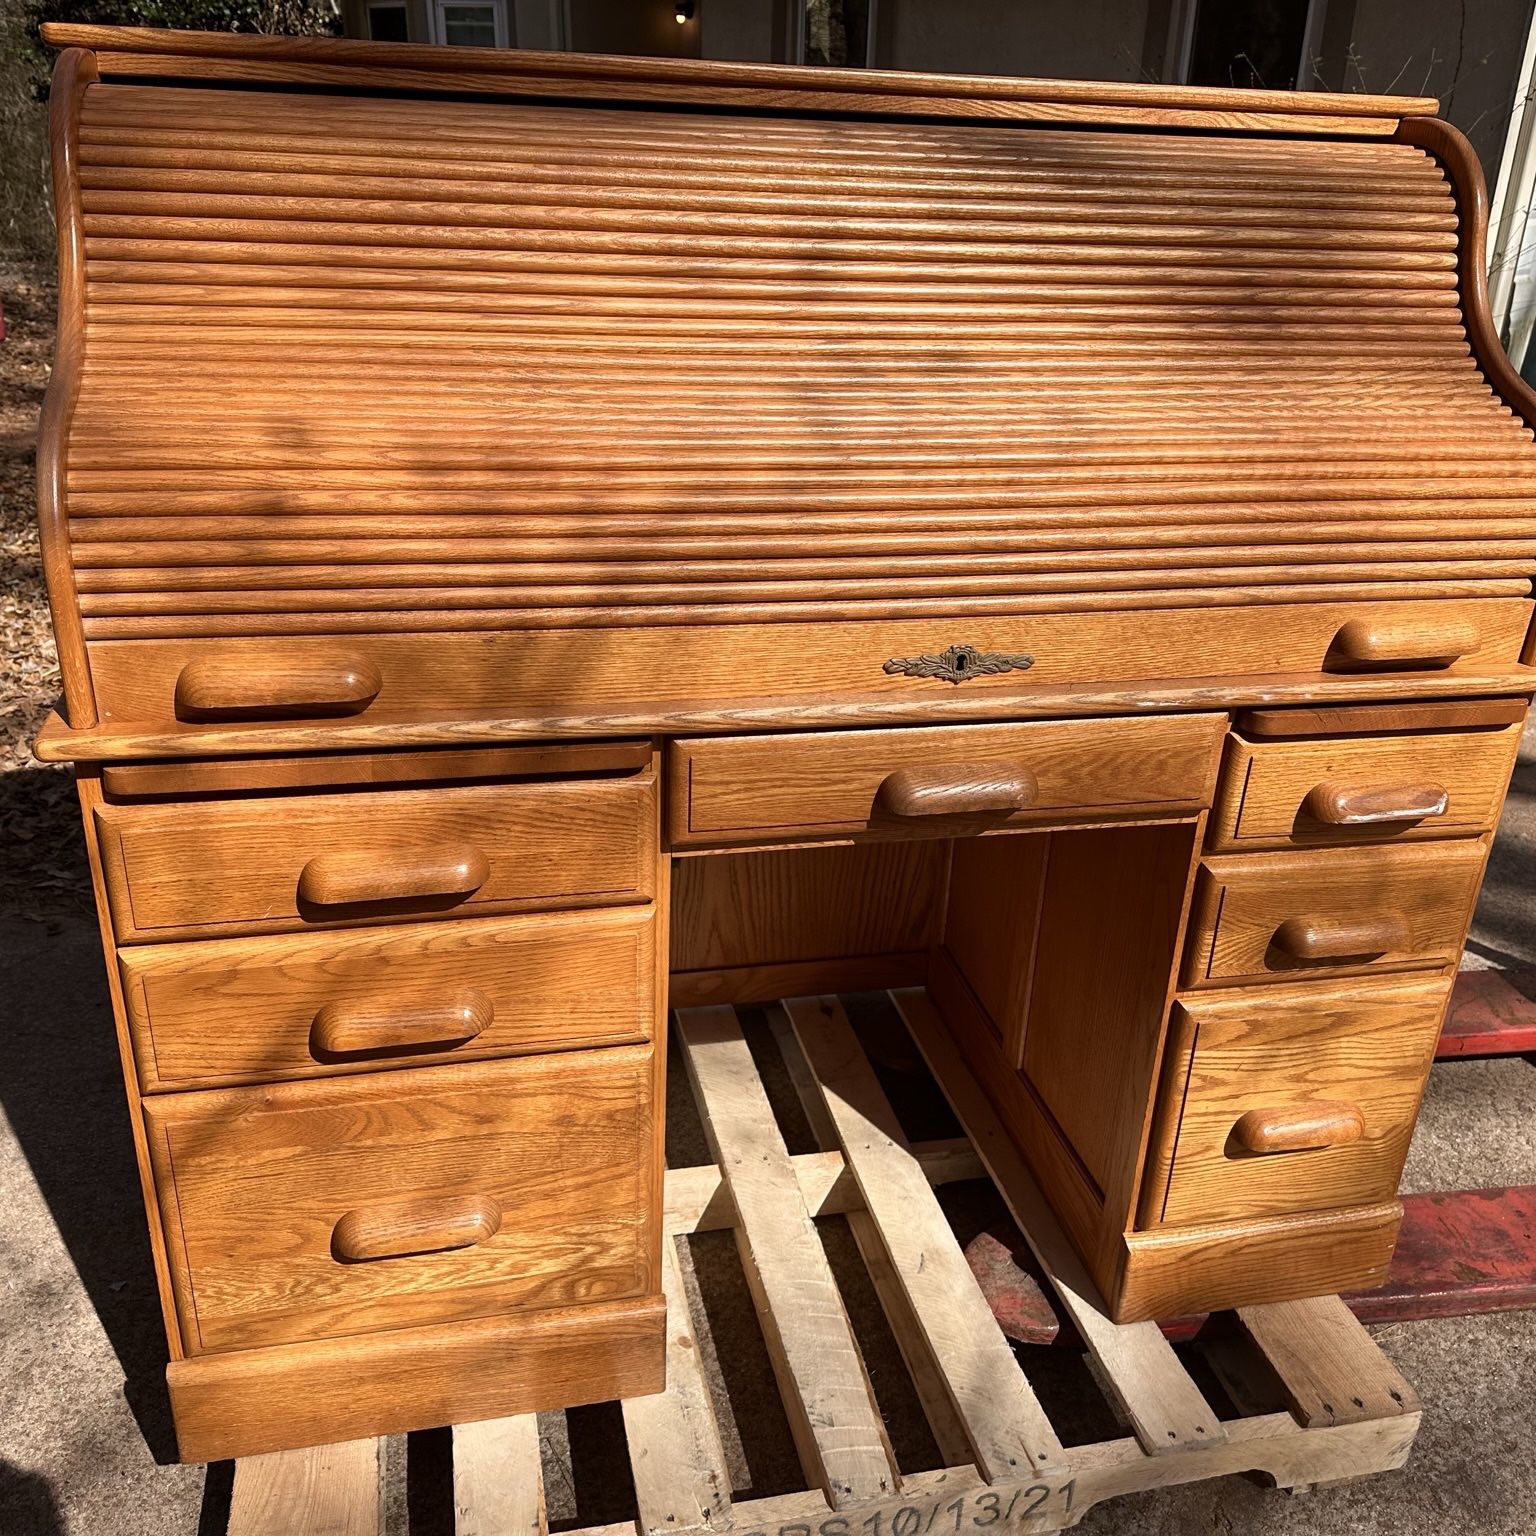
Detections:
[671, 714, 1224, 846]
[669, 841, 946, 972]
[100, 739, 652, 797]
[119, 905, 653, 1090]
[1116, 1203, 1402, 1323]
[1209, 719, 1521, 849]
[167, 1292, 665, 1462]
[35, 661, 1536, 766]
[41, 26, 1439, 119]
[95, 770, 654, 941]
[36, 49, 97, 727]
[1236, 697, 1531, 736]
[71, 606, 1536, 745]
[1154, 980, 1449, 1226]
[143, 1045, 658, 1352]
[1185, 839, 1487, 985]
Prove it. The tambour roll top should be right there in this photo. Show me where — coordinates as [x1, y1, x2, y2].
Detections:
[34, 26, 1536, 742]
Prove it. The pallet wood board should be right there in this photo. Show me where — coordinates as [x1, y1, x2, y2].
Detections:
[216, 991, 1422, 1536]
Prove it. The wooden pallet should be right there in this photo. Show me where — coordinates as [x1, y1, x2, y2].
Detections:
[220, 991, 1422, 1536]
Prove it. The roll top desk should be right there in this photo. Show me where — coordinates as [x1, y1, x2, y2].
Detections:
[33, 24, 1536, 1461]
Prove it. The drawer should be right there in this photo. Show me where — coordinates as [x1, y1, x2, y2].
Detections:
[1184, 840, 1486, 987]
[1149, 979, 1447, 1228]
[143, 1045, 658, 1353]
[669, 714, 1226, 848]
[119, 906, 656, 1091]
[95, 771, 655, 942]
[1209, 721, 1521, 850]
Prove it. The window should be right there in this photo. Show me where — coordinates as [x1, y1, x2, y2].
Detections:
[365, 0, 408, 41]
[431, 0, 509, 47]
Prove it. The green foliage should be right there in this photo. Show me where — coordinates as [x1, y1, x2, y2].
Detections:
[19, 0, 341, 97]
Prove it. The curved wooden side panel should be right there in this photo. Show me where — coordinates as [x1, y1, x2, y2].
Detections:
[36, 47, 98, 728]
[1397, 115, 1536, 433]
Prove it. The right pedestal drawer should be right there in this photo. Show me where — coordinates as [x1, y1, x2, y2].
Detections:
[1209, 719, 1521, 849]
[1145, 979, 1447, 1228]
[142, 1044, 659, 1355]
[1184, 839, 1487, 987]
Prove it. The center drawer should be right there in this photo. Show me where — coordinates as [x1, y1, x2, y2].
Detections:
[143, 1045, 658, 1354]
[95, 770, 655, 942]
[119, 905, 656, 1091]
[1148, 979, 1447, 1228]
[669, 713, 1225, 848]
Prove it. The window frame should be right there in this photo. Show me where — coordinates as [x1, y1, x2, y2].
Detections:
[428, 0, 511, 49]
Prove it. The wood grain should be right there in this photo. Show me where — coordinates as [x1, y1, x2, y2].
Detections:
[452, 1416, 544, 1536]
[675, 1006, 896, 1507]
[95, 770, 654, 941]
[1209, 720, 1521, 849]
[669, 842, 946, 972]
[119, 905, 653, 1089]
[143, 1045, 658, 1352]
[36, 48, 97, 726]
[167, 1292, 665, 1462]
[1185, 839, 1487, 985]
[227, 1439, 381, 1536]
[1117, 1203, 1402, 1323]
[72, 606, 1536, 744]
[1153, 980, 1450, 1226]
[782, 995, 1066, 1480]
[671, 714, 1224, 846]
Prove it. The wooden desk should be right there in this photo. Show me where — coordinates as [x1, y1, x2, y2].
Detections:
[31, 23, 1536, 1462]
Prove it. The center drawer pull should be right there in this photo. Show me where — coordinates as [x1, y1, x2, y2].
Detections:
[1303, 781, 1449, 827]
[311, 989, 494, 1058]
[175, 656, 382, 719]
[1271, 914, 1411, 962]
[877, 762, 1038, 817]
[332, 1193, 503, 1263]
[1230, 1102, 1366, 1157]
[1327, 619, 1479, 671]
[298, 847, 490, 907]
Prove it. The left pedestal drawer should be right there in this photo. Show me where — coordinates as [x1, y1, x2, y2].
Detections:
[119, 905, 655, 1091]
[142, 1044, 659, 1355]
[94, 771, 655, 942]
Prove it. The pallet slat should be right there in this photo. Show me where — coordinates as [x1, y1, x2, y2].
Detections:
[763, 1006, 977, 1470]
[227, 1439, 381, 1536]
[781, 995, 1066, 1481]
[622, 1237, 733, 1536]
[676, 1005, 898, 1507]
[890, 987, 1227, 1456]
[1237, 1297, 1420, 1427]
[453, 1415, 544, 1536]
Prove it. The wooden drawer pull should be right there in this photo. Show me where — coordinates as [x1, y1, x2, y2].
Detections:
[174, 656, 382, 719]
[1230, 1102, 1366, 1156]
[1327, 619, 1479, 671]
[298, 848, 490, 907]
[1304, 781, 1449, 827]
[1271, 914, 1411, 962]
[311, 989, 494, 1058]
[877, 763, 1038, 817]
[332, 1193, 503, 1264]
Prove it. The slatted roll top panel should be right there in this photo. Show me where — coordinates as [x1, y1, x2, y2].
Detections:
[66, 82, 1536, 637]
